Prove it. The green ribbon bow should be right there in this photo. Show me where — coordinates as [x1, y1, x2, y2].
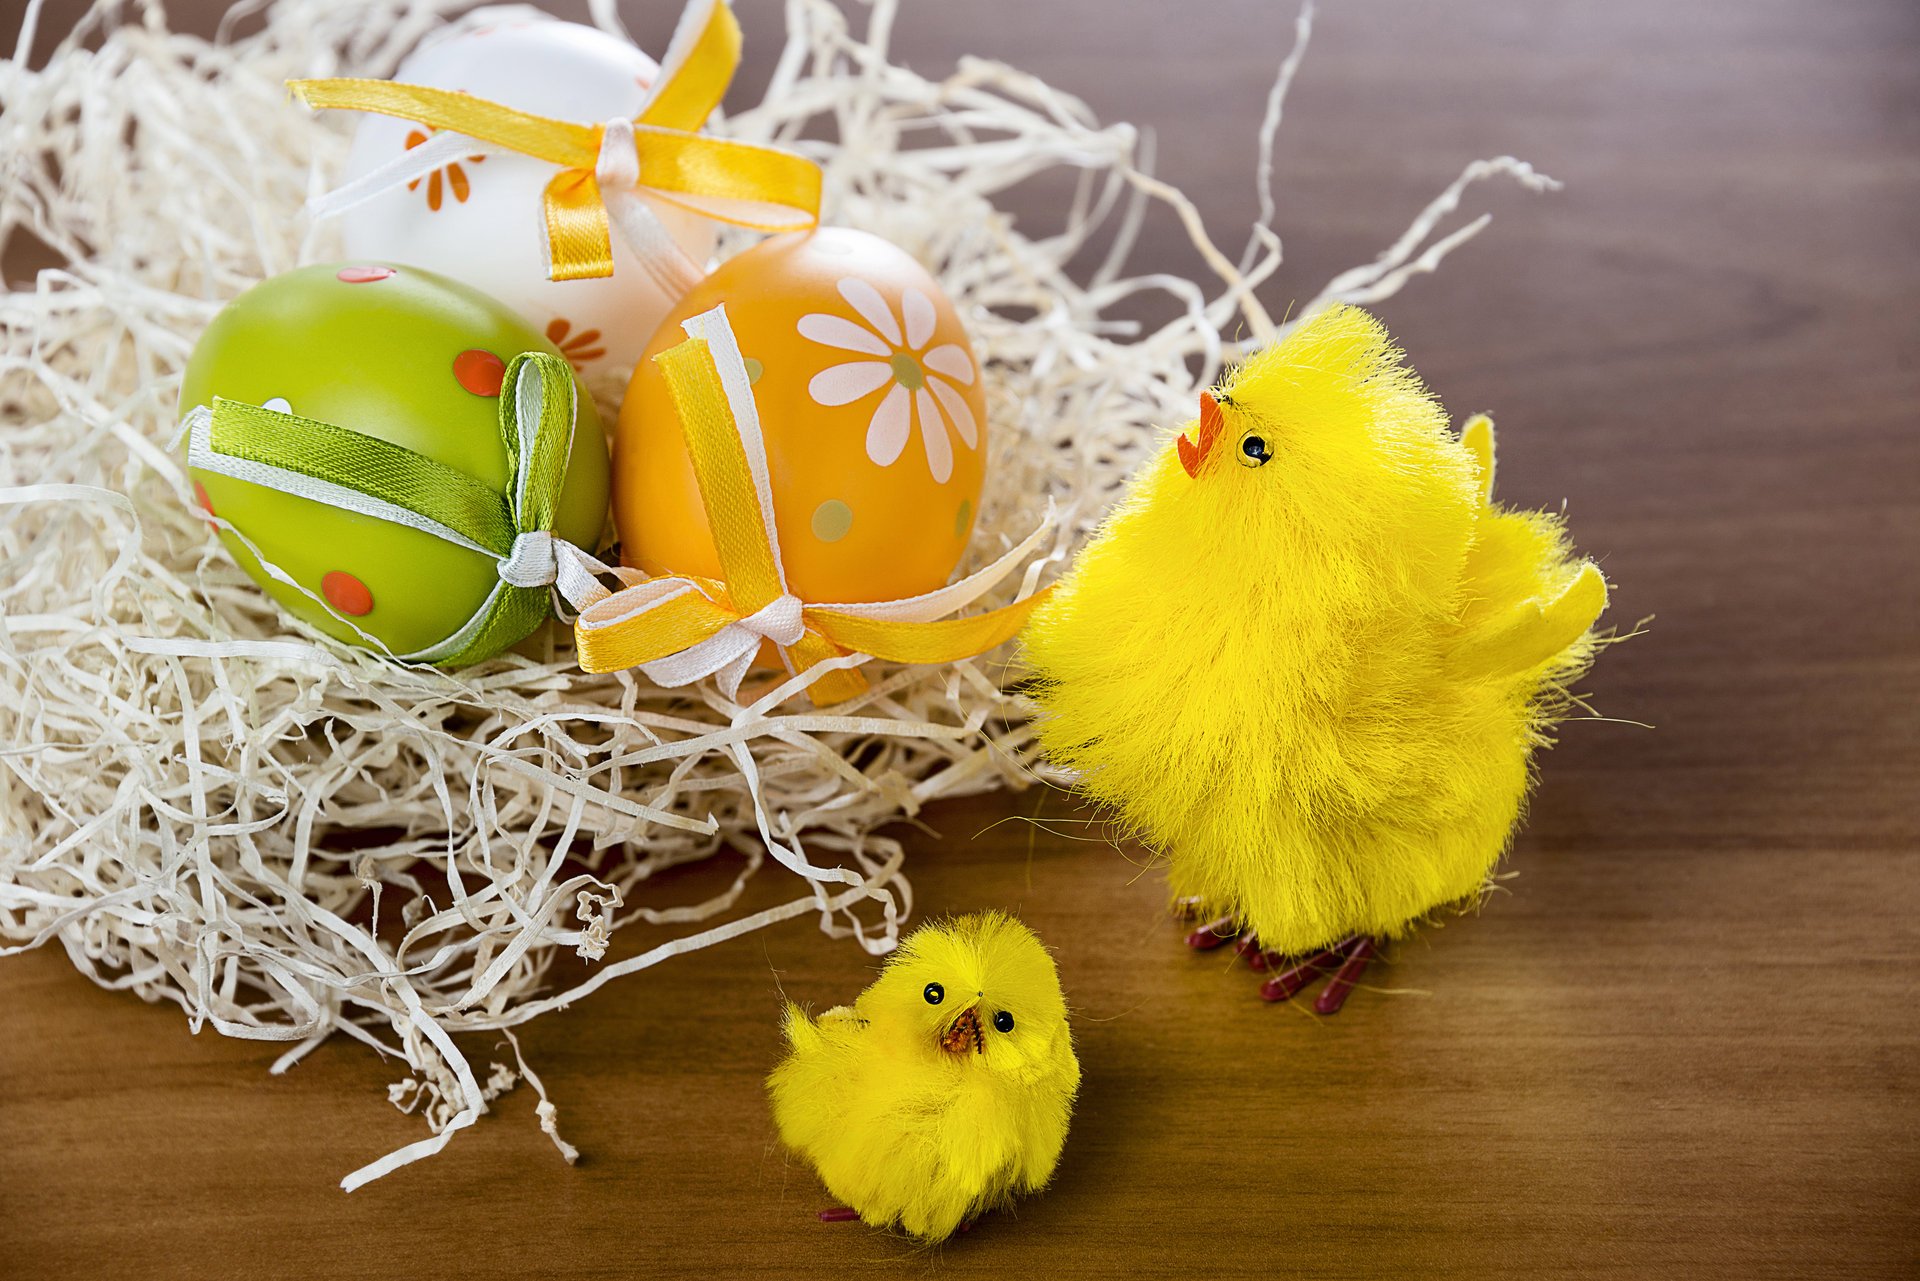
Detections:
[192, 351, 580, 667]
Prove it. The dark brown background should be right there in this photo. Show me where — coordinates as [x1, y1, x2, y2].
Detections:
[3, 0, 1917, 1277]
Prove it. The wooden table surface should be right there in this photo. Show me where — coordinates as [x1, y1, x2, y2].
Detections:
[4, 0, 1917, 1277]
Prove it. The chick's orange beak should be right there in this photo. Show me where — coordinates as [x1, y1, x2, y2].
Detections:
[938, 1005, 984, 1056]
[1178, 390, 1225, 479]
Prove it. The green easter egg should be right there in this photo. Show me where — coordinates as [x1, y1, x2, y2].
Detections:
[179, 262, 610, 664]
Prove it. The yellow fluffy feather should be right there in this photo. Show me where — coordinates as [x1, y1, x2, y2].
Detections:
[1022, 305, 1608, 962]
[767, 912, 1080, 1241]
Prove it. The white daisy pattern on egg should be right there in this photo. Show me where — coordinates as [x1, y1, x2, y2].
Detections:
[800, 277, 978, 484]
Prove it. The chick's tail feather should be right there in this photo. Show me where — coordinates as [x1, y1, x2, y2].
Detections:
[1449, 411, 1609, 680]
[1462, 412, 1497, 501]
[1451, 561, 1608, 681]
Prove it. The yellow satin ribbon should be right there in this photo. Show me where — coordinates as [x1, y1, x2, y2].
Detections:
[574, 333, 1050, 706]
[289, 0, 819, 281]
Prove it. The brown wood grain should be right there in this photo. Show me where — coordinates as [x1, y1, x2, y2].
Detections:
[4, 0, 1918, 1277]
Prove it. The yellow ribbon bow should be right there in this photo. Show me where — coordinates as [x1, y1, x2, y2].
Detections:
[290, 0, 819, 281]
[572, 305, 1053, 707]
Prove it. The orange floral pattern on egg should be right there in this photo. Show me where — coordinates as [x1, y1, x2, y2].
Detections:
[616, 228, 988, 605]
[546, 317, 607, 369]
[403, 127, 486, 213]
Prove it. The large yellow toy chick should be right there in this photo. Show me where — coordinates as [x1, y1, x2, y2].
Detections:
[1022, 305, 1610, 1013]
[767, 912, 1080, 1241]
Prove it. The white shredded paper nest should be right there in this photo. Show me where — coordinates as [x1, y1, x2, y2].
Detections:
[0, 0, 1555, 1188]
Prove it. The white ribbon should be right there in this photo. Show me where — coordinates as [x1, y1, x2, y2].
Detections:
[524, 539, 629, 622]
[307, 130, 480, 223]
[737, 593, 805, 647]
[497, 530, 558, 587]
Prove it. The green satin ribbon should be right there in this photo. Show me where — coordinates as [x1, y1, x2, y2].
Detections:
[204, 350, 577, 667]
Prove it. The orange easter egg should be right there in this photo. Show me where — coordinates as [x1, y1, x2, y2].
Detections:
[616, 228, 986, 603]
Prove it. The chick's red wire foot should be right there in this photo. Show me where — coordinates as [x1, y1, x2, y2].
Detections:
[817, 1207, 861, 1223]
[1258, 943, 1346, 1002]
[1176, 906, 1377, 1013]
[1183, 915, 1241, 950]
[1259, 936, 1377, 1014]
[1232, 933, 1278, 971]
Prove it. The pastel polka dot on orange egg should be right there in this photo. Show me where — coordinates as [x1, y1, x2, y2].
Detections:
[812, 499, 853, 543]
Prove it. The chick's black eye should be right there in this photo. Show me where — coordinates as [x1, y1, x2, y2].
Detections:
[993, 1010, 1015, 1033]
[923, 982, 944, 1005]
[1238, 433, 1272, 468]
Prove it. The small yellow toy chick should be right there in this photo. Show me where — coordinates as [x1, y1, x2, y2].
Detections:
[1022, 305, 1610, 1013]
[767, 912, 1080, 1241]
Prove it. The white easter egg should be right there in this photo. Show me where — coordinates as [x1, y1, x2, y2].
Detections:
[339, 15, 717, 377]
